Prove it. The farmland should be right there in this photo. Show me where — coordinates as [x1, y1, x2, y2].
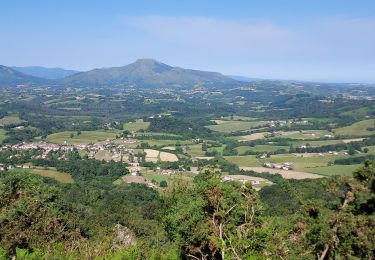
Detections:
[333, 119, 375, 136]
[123, 119, 150, 132]
[0, 129, 6, 143]
[46, 130, 118, 144]
[30, 167, 74, 183]
[207, 120, 266, 132]
[0, 115, 23, 126]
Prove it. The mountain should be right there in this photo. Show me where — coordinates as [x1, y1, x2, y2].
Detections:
[62, 59, 239, 88]
[0, 65, 47, 86]
[11, 66, 79, 79]
[228, 75, 262, 82]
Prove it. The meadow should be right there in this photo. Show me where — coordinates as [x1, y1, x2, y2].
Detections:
[0, 129, 6, 143]
[0, 115, 23, 126]
[123, 119, 150, 132]
[333, 119, 375, 136]
[207, 120, 266, 132]
[46, 130, 117, 144]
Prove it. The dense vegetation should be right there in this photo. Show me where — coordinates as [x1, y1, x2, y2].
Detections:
[0, 160, 374, 259]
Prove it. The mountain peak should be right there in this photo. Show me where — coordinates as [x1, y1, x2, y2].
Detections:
[134, 58, 160, 64]
[61, 60, 239, 88]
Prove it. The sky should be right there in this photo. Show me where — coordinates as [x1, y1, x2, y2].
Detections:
[1, 0, 375, 83]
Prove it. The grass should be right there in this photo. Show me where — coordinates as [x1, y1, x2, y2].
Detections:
[207, 120, 265, 133]
[340, 106, 374, 117]
[123, 119, 150, 132]
[364, 145, 375, 153]
[259, 153, 354, 172]
[187, 144, 205, 157]
[30, 167, 74, 183]
[0, 129, 6, 143]
[220, 116, 258, 121]
[142, 172, 193, 184]
[304, 164, 361, 177]
[236, 145, 288, 154]
[333, 119, 375, 136]
[0, 116, 23, 126]
[291, 139, 346, 147]
[224, 155, 259, 167]
[46, 130, 117, 144]
[274, 130, 334, 140]
[139, 139, 192, 147]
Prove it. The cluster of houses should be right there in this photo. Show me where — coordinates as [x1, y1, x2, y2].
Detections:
[1, 138, 139, 163]
[0, 163, 31, 171]
[268, 119, 309, 127]
[263, 162, 294, 171]
[222, 175, 261, 185]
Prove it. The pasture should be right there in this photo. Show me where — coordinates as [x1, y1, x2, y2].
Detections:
[333, 119, 375, 136]
[46, 130, 117, 144]
[0, 115, 24, 126]
[123, 119, 150, 132]
[239, 166, 323, 179]
[236, 132, 269, 141]
[0, 129, 6, 143]
[236, 145, 288, 154]
[207, 120, 265, 133]
[144, 149, 178, 162]
[30, 167, 74, 183]
[304, 164, 361, 177]
[224, 155, 259, 167]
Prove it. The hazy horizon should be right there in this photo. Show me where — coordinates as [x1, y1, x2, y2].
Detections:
[1, 0, 375, 83]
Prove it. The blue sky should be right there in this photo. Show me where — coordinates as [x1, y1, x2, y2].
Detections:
[1, 0, 375, 82]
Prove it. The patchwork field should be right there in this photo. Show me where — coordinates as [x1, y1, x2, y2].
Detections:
[236, 145, 288, 154]
[240, 166, 323, 179]
[207, 120, 266, 133]
[237, 132, 269, 141]
[333, 119, 375, 136]
[123, 119, 150, 132]
[276, 130, 334, 139]
[46, 130, 117, 144]
[139, 139, 192, 147]
[144, 149, 178, 162]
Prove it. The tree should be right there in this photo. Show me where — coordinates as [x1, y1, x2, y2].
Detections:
[160, 180, 168, 188]
[163, 170, 262, 259]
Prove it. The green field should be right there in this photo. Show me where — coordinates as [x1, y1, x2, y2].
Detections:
[220, 116, 258, 121]
[123, 119, 150, 132]
[224, 155, 259, 167]
[46, 130, 117, 144]
[207, 120, 265, 133]
[304, 164, 361, 177]
[31, 167, 74, 183]
[364, 145, 375, 153]
[0, 129, 6, 143]
[187, 144, 206, 157]
[236, 145, 288, 154]
[140, 139, 192, 147]
[333, 119, 375, 136]
[142, 172, 193, 184]
[340, 106, 374, 117]
[291, 139, 346, 147]
[0, 115, 23, 126]
[259, 153, 351, 171]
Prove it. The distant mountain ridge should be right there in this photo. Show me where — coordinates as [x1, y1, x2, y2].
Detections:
[11, 66, 79, 79]
[62, 59, 239, 88]
[0, 65, 47, 86]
